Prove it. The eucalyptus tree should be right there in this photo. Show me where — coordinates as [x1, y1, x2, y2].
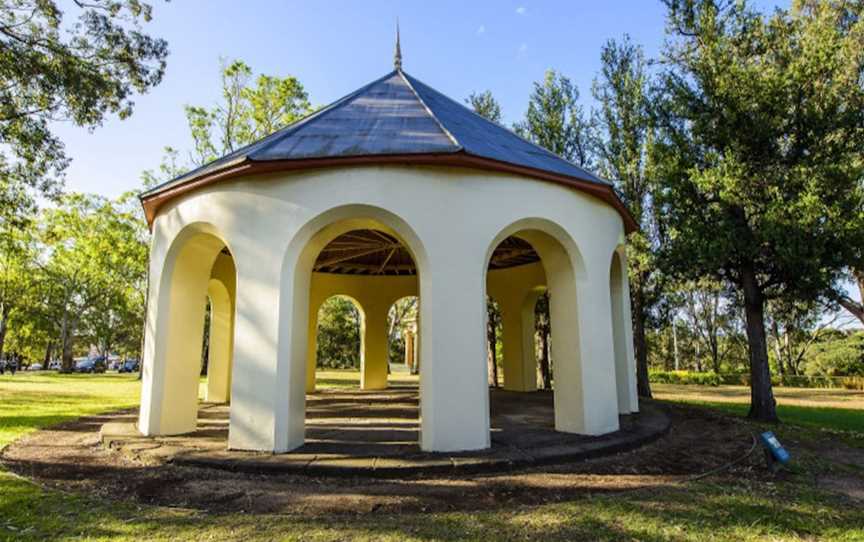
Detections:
[0, 0, 168, 207]
[515, 69, 594, 167]
[40, 193, 148, 370]
[465, 90, 503, 123]
[592, 35, 660, 397]
[184, 60, 313, 166]
[654, 0, 864, 421]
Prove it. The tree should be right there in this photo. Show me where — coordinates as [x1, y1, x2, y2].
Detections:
[0, 203, 38, 362]
[592, 35, 660, 398]
[535, 293, 552, 390]
[654, 0, 864, 421]
[39, 193, 148, 371]
[316, 296, 362, 369]
[515, 70, 594, 167]
[183, 60, 312, 166]
[836, 270, 864, 327]
[0, 0, 168, 203]
[465, 90, 502, 123]
[679, 281, 741, 374]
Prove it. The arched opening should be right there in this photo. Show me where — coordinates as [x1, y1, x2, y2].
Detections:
[279, 209, 425, 452]
[204, 250, 236, 404]
[139, 226, 236, 437]
[314, 295, 364, 389]
[387, 296, 419, 382]
[484, 222, 591, 435]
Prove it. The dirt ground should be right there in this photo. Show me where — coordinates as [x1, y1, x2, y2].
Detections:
[7, 400, 858, 517]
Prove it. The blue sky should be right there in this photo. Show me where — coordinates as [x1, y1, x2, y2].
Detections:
[55, 0, 790, 197]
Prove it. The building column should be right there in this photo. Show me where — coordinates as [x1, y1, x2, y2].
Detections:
[139, 234, 223, 437]
[419, 259, 489, 452]
[403, 318, 417, 372]
[227, 259, 289, 452]
[360, 301, 389, 390]
[500, 293, 538, 392]
[557, 262, 620, 435]
[205, 278, 234, 403]
[305, 300, 319, 393]
[611, 251, 639, 413]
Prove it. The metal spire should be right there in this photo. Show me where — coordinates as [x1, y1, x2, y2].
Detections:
[394, 20, 402, 71]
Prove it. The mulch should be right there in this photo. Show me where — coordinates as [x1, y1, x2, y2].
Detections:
[0, 400, 786, 515]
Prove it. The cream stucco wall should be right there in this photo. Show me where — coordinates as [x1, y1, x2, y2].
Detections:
[138, 164, 638, 453]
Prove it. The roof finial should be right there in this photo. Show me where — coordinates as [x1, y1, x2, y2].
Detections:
[394, 19, 403, 71]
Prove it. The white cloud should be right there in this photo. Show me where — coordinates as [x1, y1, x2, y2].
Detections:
[517, 42, 528, 57]
[477, 24, 486, 35]
[516, 6, 527, 15]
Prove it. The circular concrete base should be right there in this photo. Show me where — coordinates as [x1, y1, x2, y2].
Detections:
[102, 388, 670, 477]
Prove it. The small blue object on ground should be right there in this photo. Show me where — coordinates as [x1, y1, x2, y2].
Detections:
[760, 431, 791, 468]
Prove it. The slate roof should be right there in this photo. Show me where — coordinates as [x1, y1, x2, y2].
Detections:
[140, 69, 609, 199]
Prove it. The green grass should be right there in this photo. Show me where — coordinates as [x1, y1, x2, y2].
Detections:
[1, 374, 863, 541]
[0, 372, 140, 448]
[660, 398, 864, 433]
[651, 383, 864, 434]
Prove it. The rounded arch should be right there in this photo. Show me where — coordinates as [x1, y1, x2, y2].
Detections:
[275, 204, 429, 450]
[140, 221, 236, 437]
[482, 217, 587, 281]
[609, 245, 637, 413]
[482, 217, 590, 434]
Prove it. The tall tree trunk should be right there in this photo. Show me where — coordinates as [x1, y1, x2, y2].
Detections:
[59, 306, 74, 372]
[741, 266, 779, 422]
[0, 303, 10, 363]
[538, 325, 551, 390]
[771, 321, 785, 377]
[43, 341, 53, 366]
[631, 284, 652, 397]
[487, 308, 499, 387]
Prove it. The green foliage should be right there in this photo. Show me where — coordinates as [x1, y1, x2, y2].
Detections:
[315, 296, 361, 369]
[649, 370, 722, 386]
[805, 331, 864, 378]
[654, 0, 864, 420]
[184, 59, 312, 166]
[0, 0, 167, 202]
[514, 69, 594, 167]
[656, 0, 864, 304]
[465, 90, 503, 123]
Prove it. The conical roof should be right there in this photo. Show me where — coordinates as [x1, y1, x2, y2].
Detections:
[141, 70, 635, 231]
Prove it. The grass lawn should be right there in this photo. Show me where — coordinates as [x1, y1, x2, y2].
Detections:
[1, 372, 863, 541]
[653, 383, 864, 434]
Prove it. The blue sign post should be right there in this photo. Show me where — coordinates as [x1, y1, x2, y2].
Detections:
[759, 431, 790, 471]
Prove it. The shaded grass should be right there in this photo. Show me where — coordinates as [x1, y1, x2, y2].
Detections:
[652, 383, 864, 434]
[1, 373, 863, 541]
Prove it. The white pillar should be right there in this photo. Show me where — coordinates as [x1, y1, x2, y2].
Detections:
[227, 259, 290, 451]
[139, 234, 223, 436]
[611, 251, 638, 413]
[205, 278, 234, 403]
[419, 258, 489, 452]
[564, 260, 620, 435]
[360, 301, 389, 390]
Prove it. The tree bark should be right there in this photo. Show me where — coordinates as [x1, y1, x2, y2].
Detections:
[539, 325, 551, 390]
[631, 283, 653, 397]
[0, 303, 10, 363]
[59, 305, 75, 372]
[741, 266, 779, 422]
[487, 307, 499, 387]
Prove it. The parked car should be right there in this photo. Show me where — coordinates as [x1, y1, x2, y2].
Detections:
[119, 358, 139, 373]
[48, 360, 61, 370]
[28, 363, 43, 371]
[75, 357, 107, 373]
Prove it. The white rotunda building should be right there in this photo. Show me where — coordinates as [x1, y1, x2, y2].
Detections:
[137, 50, 639, 453]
